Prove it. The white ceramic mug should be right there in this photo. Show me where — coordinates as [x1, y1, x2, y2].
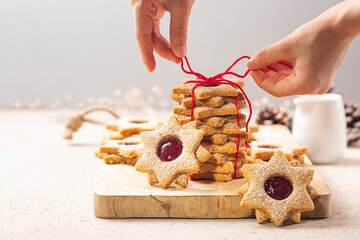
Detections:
[292, 93, 346, 164]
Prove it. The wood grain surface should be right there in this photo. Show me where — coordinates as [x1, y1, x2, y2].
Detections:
[94, 125, 331, 219]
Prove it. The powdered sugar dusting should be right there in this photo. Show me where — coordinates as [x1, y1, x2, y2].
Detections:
[240, 151, 315, 226]
[135, 116, 203, 188]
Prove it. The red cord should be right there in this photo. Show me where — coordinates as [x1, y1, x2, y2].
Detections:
[180, 56, 252, 179]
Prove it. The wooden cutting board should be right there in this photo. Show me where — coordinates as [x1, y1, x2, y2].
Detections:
[94, 125, 331, 219]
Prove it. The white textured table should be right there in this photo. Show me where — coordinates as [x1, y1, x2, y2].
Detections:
[1, 110, 359, 240]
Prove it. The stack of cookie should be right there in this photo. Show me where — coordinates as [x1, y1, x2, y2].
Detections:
[95, 117, 157, 165]
[171, 79, 250, 181]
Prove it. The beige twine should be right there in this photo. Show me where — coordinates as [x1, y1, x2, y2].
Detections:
[63, 106, 120, 140]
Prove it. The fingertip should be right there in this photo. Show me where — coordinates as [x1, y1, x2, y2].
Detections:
[147, 64, 156, 72]
[247, 58, 257, 70]
[145, 59, 156, 72]
[173, 46, 186, 58]
[173, 57, 181, 64]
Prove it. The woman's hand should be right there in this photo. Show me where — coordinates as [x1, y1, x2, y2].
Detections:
[247, 1, 360, 97]
[130, 0, 194, 72]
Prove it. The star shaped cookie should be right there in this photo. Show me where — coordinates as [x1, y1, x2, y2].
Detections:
[250, 141, 307, 161]
[238, 151, 315, 226]
[172, 79, 245, 100]
[135, 116, 203, 188]
[105, 116, 157, 137]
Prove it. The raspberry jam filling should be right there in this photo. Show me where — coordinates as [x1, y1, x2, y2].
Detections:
[157, 136, 183, 162]
[118, 142, 139, 146]
[264, 176, 293, 200]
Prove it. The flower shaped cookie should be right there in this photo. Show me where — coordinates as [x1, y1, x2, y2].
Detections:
[238, 151, 315, 226]
[135, 116, 203, 188]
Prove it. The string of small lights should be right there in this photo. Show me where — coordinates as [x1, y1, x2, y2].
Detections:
[12, 86, 292, 111]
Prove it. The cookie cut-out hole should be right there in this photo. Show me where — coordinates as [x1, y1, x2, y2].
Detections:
[258, 144, 280, 149]
[157, 136, 183, 162]
[118, 142, 139, 146]
[265, 176, 293, 200]
[129, 120, 148, 124]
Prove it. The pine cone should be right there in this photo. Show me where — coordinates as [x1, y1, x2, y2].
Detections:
[256, 105, 291, 128]
[345, 101, 360, 146]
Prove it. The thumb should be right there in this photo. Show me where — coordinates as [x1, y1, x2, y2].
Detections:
[169, 1, 193, 58]
[247, 39, 293, 70]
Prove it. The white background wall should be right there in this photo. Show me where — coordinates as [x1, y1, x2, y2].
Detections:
[0, 0, 359, 108]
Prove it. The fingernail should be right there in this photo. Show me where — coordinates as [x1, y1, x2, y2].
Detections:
[176, 46, 186, 57]
[247, 59, 255, 69]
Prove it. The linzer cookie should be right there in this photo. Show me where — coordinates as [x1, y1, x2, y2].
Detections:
[206, 153, 228, 164]
[207, 150, 248, 165]
[232, 157, 250, 178]
[224, 114, 247, 124]
[135, 116, 203, 188]
[177, 116, 225, 127]
[228, 134, 248, 142]
[198, 117, 226, 127]
[246, 157, 301, 167]
[95, 150, 139, 165]
[103, 129, 129, 140]
[95, 135, 143, 165]
[173, 102, 246, 119]
[199, 122, 246, 136]
[177, 114, 247, 127]
[294, 155, 305, 164]
[203, 134, 228, 145]
[172, 79, 244, 99]
[239, 151, 315, 226]
[250, 141, 307, 161]
[171, 93, 246, 108]
[105, 117, 157, 137]
[227, 148, 250, 161]
[136, 131, 210, 164]
[232, 148, 300, 179]
[195, 145, 212, 163]
[171, 94, 226, 108]
[99, 137, 142, 158]
[203, 132, 248, 144]
[238, 183, 318, 201]
[147, 173, 191, 188]
[199, 161, 234, 174]
[191, 172, 233, 182]
[103, 154, 138, 165]
[157, 120, 212, 163]
[201, 142, 238, 154]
